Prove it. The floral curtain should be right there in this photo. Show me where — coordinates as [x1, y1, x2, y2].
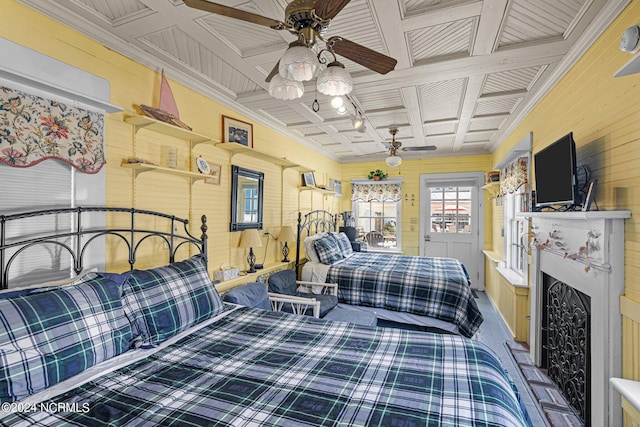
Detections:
[0, 85, 105, 174]
[352, 182, 402, 202]
[500, 156, 528, 195]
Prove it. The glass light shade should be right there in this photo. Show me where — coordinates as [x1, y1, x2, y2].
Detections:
[268, 74, 304, 100]
[386, 155, 403, 167]
[351, 115, 364, 129]
[316, 64, 353, 96]
[279, 46, 319, 81]
[330, 96, 344, 108]
[336, 105, 348, 115]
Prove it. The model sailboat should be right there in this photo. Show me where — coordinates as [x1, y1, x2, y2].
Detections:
[138, 69, 192, 131]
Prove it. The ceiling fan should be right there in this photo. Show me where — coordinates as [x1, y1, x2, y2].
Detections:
[383, 128, 437, 154]
[183, 0, 398, 83]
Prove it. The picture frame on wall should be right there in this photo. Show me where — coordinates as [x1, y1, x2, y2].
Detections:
[302, 172, 316, 187]
[204, 162, 222, 185]
[222, 115, 253, 147]
[332, 179, 342, 196]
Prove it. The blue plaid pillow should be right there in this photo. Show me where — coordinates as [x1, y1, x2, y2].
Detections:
[332, 232, 353, 257]
[0, 274, 133, 402]
[313, 235, 345, 265]
[122, 255, 224, 345]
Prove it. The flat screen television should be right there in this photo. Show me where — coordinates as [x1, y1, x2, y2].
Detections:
[534, 132, 578, 208]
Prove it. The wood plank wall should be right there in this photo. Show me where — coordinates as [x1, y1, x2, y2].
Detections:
[489, 2, 640, 423]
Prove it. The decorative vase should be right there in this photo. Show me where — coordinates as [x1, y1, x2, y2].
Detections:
[373, 176, 381, 181]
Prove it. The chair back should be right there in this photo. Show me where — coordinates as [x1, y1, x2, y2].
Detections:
[364, 231, 384, 247]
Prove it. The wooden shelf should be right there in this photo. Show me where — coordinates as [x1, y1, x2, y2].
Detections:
[481, 182, 501, 198]
[122, 162, 210, 182]
[125, 115, 218, 145]
[298, 185, 335, 195]
[214, 142, 307, 169]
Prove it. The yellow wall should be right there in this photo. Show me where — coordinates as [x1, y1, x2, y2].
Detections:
[340, 155, 492, 256]
[1, 0, 340, 275]
[489, 0, 640, 388]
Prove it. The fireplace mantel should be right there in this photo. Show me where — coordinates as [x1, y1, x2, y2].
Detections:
[525, 210, 630, 427]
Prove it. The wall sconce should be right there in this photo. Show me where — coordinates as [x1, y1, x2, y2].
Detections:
[411, 194, 415, 206]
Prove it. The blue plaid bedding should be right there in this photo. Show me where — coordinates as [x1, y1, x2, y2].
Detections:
[0, 307, 531, 427]
[327, 253, 483, 337]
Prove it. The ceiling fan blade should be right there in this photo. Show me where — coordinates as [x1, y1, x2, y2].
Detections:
[313, 0, 351, 20]
[265, 61, 280, 82]
[329, 37, 397, 75]
[184, 0, 285, 29]
[402, 146, 437, 151]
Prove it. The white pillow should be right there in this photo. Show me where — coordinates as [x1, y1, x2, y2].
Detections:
[303, 233, 327, 263]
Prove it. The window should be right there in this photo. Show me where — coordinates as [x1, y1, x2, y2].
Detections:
[351, 179, 402, 252]
[429, 186, 471, 233]
[503, 190, 528, 280]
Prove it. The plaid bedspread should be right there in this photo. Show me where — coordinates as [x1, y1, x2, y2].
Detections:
[0, 307, 531, 427]
[327, 253, 483, 337]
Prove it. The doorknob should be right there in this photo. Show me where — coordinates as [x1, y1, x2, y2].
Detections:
[424, 234, 431, 241]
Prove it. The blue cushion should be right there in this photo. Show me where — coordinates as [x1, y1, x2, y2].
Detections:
[323, 306, 377, 326]
[296, 293, 338, 317]
[0, 273, 133, 402]
[122, 255, 225, 345]
[224, 282, 271, 311]
[267, 270, 298, 295]
[313, 235, 345, 265]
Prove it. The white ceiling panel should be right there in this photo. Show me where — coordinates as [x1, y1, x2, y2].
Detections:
[23, 0, 625, 161]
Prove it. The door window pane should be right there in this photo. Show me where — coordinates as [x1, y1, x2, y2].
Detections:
[430, 186, 472, 233]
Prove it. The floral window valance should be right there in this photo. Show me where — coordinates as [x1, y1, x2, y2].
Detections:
[352, 182, 402, 202]
[500, 156, 528, 195]
[0, 85, 105, 174]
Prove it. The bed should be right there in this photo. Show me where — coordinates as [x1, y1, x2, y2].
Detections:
[295, 210, 483, 337]
[0, 207, 530, 426]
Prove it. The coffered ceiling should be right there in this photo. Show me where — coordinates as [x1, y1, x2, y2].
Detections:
[19, 0, 627, 163]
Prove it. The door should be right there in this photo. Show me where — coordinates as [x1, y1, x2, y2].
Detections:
[420, 173, 484, 290]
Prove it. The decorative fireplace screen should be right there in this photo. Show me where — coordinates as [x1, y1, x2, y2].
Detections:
[542, 273, 591, 425]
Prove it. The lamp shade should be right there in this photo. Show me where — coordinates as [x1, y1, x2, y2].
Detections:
[386, 155, 403, 167]
[238, 229, 263, 248]
[351, 115, 364, 129]
[279, 45, 319, 82]
[268, 74, 304, 100]
[277, 226, 295, 242]
[316, 62, 352, 96]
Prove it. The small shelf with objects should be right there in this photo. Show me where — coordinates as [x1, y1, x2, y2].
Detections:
[123, 115, 221, 181]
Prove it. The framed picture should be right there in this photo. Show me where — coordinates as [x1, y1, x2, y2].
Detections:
[332, 179, 342, 196]
[204, 162, 222, 185]
[302, 171, 316, 187]
[582, 179, 597, 211]
[222, 115, 253, 147]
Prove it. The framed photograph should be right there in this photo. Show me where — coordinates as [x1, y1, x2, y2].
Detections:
[332, 179, 342, 196]
[222, 115, 253, 147]
[204, 162, 222, 185]
[302, 171, 316, 187]
[582, 179, 597, 211]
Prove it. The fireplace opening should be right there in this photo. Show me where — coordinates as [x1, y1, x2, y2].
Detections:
[541, 273, 591, 425]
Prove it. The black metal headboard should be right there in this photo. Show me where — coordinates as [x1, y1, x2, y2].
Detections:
[295, 210, 337, 273]
[0, 207, 208, 289]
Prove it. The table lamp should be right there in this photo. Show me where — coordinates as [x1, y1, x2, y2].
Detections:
[238, 229, 262, 273]
[277, 226, 295, 262]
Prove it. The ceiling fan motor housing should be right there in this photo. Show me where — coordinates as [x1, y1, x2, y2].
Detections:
[285, 0, 330, 35]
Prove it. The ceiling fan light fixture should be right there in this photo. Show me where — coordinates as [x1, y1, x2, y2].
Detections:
[279, 45, 319, 82]
[386, 155, 402, 167]
[330, 96, 344, 108]
[316, 61, 352, 96]
[268, 74, 304, 100]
